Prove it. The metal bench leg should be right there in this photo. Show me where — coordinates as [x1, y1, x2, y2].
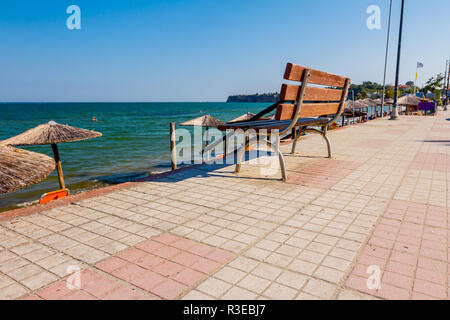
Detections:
[236, 134, 287, 181]
[291, 126, 332, 158]
[323, 125, 332, 158]
[291, 126, 303, 154]
[276, 135, 287, 182]
[235, 135, 258, 173]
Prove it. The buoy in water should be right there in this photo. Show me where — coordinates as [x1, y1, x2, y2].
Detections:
[92, 117, 98, 122]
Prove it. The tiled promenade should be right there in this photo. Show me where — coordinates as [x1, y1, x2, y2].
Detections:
[0, 108, 448, 300]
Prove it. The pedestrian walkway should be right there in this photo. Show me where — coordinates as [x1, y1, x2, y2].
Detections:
[0, 109, 448, 300]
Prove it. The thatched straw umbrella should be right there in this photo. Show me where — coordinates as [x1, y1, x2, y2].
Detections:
[397, 95, 428, 114]
[2, 121, 102, 190]
[228, 113, 257, 123]
[0, 145, 55, 194]
[179, 115, 224, 128]
[228, 113, 273, 123]
[179, 115, 225, 160]
[397, 95, 426, 106]
[344, 100, 368, 125]
[179, 115, 224, 146]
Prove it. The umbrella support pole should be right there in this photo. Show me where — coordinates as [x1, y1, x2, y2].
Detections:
[51, 144, 65, 190]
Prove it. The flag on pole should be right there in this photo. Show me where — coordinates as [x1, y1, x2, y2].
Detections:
[417, 62, 424, 68]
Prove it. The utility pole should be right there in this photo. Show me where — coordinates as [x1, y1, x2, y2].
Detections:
[443, 60, 448, 111]
[391, 0, 405, 120]
[381, 0, 393, 118]
[444, 60, 450, 111]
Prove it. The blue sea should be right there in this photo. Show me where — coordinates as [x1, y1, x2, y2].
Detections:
[0, 102, 268, 211]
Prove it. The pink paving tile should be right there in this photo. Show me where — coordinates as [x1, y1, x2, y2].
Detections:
[382, 271, 413, 290]
[389, 251, 417, 266]
[37, 281, 73, 300]
[152, 261, 185, 277]
[95, 256, 128, 273]
[351, 263, 373, 278]
[206, 249, 235, 263]
[153, 233, 180, 245]
[411, 292, 436, 300]
[111, 263, 147, 282]
[152, 246, 181, 259]
[34, 268, 145, 300]
[393, 242, 419, 256]
[150, 279, 188, 300]
[347, 199, 449, 300]
[80, 269, 104, 284]
[368, 236, 394, 249]
[396, 234, 421, 246]
[22, 295, 42, 300]
[191, 258, 221, 274]
[415, 268, 446, 285]
[136, 239, 164, 253]
[172, 251, 202, 267]
[187, 243, 216, 256]
[130, 271, 166, 291]
[135, 253, 165, 269]
[171, 268, 206, 286]
[287, 159, 360, 188]
[377, 283, 410, 300]
[357, 253, 387, 267]
[93, 233, 233, 299]
[60, 290, 94, 300]
[420, 246, 446, 261]
[362, 245, 391, 260]
[385, 261, 415, 278]
[116, 247, 147, 262]
[102, 286, 144, 300]
[413, 279, 446, 299]
[346, 274, 377, 296]
[171, 238, 197, 251]
[83, 276, 120, 298]
[353, 139, 392, 150]
[418, 257, 447, 273]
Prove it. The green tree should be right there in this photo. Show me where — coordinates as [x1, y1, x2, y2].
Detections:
[421, 74, 444, 104]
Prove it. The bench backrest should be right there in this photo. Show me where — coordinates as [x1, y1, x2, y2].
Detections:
[275, 63, 350, 121]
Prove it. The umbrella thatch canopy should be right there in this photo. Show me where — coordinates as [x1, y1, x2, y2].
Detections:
[227, 113, 273, 123]
[0, 145, 55, 194]
[372, 98, 394, 106]
[397, 95, 427, 106]
[360, 98, 379, 106]
[228, 113, 257, 123]
[1, 121, 102, 146]
[1, 121, 102, 191]
[179, 115, 224, 128]
[345, 100, 368, 111]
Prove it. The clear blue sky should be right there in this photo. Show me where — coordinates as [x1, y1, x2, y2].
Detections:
[1, 0, 449, 102]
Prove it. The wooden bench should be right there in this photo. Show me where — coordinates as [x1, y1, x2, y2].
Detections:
[213, 63, 351, 181]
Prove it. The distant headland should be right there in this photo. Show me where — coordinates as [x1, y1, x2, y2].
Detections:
[226, 92, 279, 103]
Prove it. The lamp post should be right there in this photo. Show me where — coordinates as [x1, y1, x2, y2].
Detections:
[352, 90, 355, 124]
[391, 0, 405, 120]
[442, 60, 448, 111]
[445, 60, 450, 111]
[381, 0, 393, 118]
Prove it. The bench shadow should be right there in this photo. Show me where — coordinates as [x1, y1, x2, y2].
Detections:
[137, 150, 285, 183]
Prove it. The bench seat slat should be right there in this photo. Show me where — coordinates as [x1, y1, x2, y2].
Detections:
[284, 63, 347, 87]
[218, 118, 327, 131]
[275, 103, 341, 120]
[280, 84, 343, 101]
